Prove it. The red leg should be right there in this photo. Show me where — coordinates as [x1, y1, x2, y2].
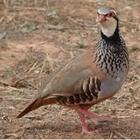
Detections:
[78, 108, 111, 124]
[77, 111, 97, 134]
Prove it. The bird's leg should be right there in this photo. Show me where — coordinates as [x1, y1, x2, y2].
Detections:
[77, 108, 111, 124]
[77, 111, 97, 134]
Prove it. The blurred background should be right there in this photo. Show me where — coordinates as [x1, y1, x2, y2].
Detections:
[0, 0, 140, 139]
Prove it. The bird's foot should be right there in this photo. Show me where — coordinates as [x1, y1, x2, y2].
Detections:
[78, 108, 112, 124]
[78, 111, 97, 135]
[77, 109, 112, 134]
[81, 129, 98, 135]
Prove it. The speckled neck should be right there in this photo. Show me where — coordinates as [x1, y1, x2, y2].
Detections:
[93, 26, 129, 78]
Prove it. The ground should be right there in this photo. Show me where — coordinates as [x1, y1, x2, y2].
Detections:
[0, 0, 140, 139]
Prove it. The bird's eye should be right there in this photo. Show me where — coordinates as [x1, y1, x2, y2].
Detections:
[107, 12, 114, 17]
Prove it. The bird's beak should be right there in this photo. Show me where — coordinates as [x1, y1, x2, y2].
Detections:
[98, 14, 107, 22]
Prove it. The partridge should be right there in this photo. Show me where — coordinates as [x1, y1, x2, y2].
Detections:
[17, 6, 129, 134]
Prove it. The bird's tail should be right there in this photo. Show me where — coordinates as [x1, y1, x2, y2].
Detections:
[16, 97, 57, 118]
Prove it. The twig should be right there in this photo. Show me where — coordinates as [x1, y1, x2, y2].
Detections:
[12, 77, 27, 87]
[68, 16, 85, 27]
[68, 16, 97, 30]
[45, 25, 68, 31]
[11, 70, 37, 89]
[59, 46, 70, 54]
[113, 130, 128, 139]
[11, 77, 35, 89]
[20, 128, 25, 138]
[115, 114, 140, 119]
[35, 128, 44, 139]
[27, 61, 38, 73]
[0, 16, 4, 23]
[20, 17, 46, 23]
[7, 97, 30, 101]
[0, 80, 10, 86]
[70, 51, 74, 59]
[14, 6, 47, 11]
[46, 0, 49, 9]
[2, 97, 16, 115]
[39, 56, 47, 78]
[24, 80, 37, 89]
[6, 86, 23, 91]
[34, 0, 38, 6]
[2, 0, 9, 9]
[0, 77, 36, 89]
[3, 133, 18, 138]
[108, 131, 113, 139]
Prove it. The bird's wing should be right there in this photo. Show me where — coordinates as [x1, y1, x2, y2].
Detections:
[16, 48, 96, 118]
[40, 48, 97, 98]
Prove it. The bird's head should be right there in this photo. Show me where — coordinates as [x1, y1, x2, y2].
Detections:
[97, 6, 119, 37]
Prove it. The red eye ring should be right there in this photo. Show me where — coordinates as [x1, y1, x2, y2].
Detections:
[107, 12, 114, 17]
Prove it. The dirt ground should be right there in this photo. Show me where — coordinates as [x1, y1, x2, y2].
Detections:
[0, 0, 140, 139]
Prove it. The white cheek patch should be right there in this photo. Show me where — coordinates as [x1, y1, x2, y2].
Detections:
[101, 18, 117, 37]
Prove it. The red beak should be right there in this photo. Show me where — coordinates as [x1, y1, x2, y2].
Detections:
[98, 14, 107, 22]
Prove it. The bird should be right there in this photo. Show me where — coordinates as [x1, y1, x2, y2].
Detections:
[16, 6, 129, 134]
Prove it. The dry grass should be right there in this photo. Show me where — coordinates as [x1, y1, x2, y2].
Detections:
[0, 0, 140, 139]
